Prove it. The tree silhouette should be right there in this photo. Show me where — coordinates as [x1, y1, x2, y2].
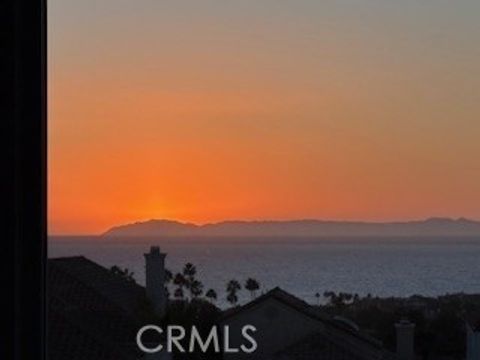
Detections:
[164, 269, 173, 299]
[323, 291, 355, 309]
[190, 279, 204, 298]
[183, 263, 196, 279]
[315, 292, 321, 305]
[245, 278, 260, 299]
[165, 269, 173, 283]
[174, 272, 186, 286]
[226, 280, 241, 306]
[174, 287, 184, 300]
[206, 289, 217, 303]
[110, 265, 135, 283]
[341, 292, 353, 303]
[227, 292, 238, 306]
[182, 263, 203, 300]
[173, 272, 186, 301]
[324, 291, 335, 299]
[353, 293, 360, 303]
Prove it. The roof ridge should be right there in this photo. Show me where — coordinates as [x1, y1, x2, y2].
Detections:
[221, 286, 383, 348]
[49, 255, 88, 260]
[48, 257, 146, 317]
[48, 256, 145, 291]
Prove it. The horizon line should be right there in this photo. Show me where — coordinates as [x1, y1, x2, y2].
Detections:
[49, 215, 478, 237]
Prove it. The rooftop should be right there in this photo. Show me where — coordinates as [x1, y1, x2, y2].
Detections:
[48, 256, 149, 360]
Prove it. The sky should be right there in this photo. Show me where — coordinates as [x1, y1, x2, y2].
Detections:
[49, 0, 480, 235]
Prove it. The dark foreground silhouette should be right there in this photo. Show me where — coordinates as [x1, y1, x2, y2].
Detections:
[49, 256, 479, 360]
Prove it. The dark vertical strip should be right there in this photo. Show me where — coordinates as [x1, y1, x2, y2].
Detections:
[2, 0, 47, 359]
[2, 0, 16, 358]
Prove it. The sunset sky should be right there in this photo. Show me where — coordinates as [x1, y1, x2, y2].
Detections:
[49, 0, 480, 235]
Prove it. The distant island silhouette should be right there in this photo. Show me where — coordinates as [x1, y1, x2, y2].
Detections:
[102, 217, 480, 238]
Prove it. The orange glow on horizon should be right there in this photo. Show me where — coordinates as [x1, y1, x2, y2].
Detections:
[48, 1, 480, 235]
[49, 72, 480, 234]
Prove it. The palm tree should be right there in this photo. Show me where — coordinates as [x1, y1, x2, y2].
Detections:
[182, 263, 204, 300]
[227, 292, 238, 306]
[173, 272, 186, 301]
[183, 263, 196, 279]
[174, 272, 186, 286]
[227, 279, 241, 293]
[205, 289, 217, 303]
[190, 279, 204, 298]
[315, 292, 320, 305]
[226, 279, 241, 306]
[245, 278, 260, 299]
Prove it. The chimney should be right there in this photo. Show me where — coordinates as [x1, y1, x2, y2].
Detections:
[144, 246, 167, 318]
[395, 319, 415, 360]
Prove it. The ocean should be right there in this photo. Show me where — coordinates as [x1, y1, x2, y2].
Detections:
[49, 236, 480, 306]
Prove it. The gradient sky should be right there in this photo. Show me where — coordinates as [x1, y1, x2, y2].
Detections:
[49, 0, 480, 235]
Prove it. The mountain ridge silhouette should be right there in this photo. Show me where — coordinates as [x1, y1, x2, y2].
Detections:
[102, 217, 480, 237]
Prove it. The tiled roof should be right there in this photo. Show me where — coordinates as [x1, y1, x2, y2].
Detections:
[221, 287, 394, 360]
[48, 256, 148, 360]
[222, 287, 382, 348]
[49, 256, 146, 315]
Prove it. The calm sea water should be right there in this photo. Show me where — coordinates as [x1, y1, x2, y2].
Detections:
[49, 236, 480, 306]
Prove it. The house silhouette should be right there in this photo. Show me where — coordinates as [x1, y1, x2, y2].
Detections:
[49, 252, 420, 360]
